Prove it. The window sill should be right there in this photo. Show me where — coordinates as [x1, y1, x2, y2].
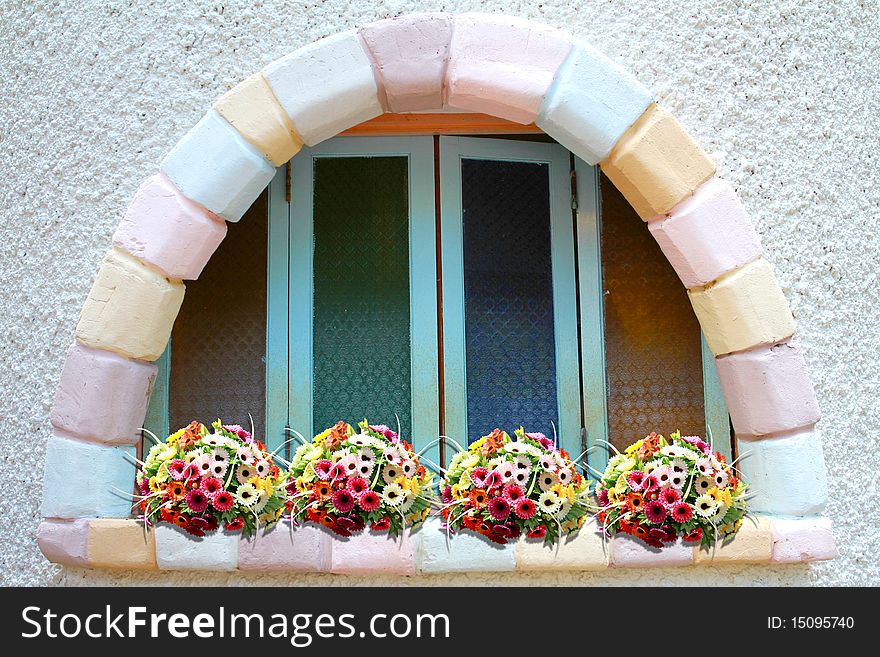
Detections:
[37, 515, 835, 573]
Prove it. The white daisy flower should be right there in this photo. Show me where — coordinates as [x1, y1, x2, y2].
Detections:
[253, 459, 270, 478]
[714, 470, 729, 489]
[236, 463, 256, 485]
[382, 483, 405, 507]
[557, 468, 572, 485]
[400, 460, 417, 477]
[236, 446, 254, 465]
[539, 454, 555, 471]
[669, 472, 686, 489]
[358, 447, 376, 463]
[487, 456, 504, 470]
[356, 461, 374, 479]
[347, 433, 370, 447]
[514, 454, 532, 470]
[653, 466, 672, 488]
[695, 458, 713, 477]
[202, 433, 223, 447]
[254, 490, 270, 514]
[521, 443, 542, 457]
[341, 454, 359, 477]
[382, 463, 402, 484]
[555, 499, 572, 520]
[510, 469, 529, 488]
[195, 454, 213, 477]
[537, 490, 561, 516]
[538, 470, 559, 492]
[694, 494, 717, 518]
[497, 461, 516, 482]
[209, 460, 228, 480]
[236, 483, 259, 507]
[669, 459, 688, 474]
[694, 476, 713, 495]
[504, 442, 526, 454]
[710, 504, 728, 525]
[330, 449, 347, 462]
[554, 452, 567, 469]
[400, 490, 416, 514]
[607, 454, 628, 471]
[643, 460, 662, 475]
[184, 449, 201, 464]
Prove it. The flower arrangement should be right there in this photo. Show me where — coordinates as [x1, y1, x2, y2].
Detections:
[287, 420, 434, 537]
[440, 428, 592, 545]
[135, 420, 289, 537]
[594, 431, 748, 548]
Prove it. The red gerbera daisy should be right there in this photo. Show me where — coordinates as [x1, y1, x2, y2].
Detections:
[212, 490, 235, 512]
[358, 489, 381, 512]
[671, 502, 693, 523]
[347, 477, 369, 497]
[642, 474, 659, 491]
[502, 484, 524, 503]
[526, 525, 547, 539]
[487, 496, 511, 520]
[185, 489, 209, 513]
[644, 499, 667, 524]
[683, 527, 703, 543]
[331, 488, 356, 513]
[168, 459, 188, 481]
[626, 470, 646, 491]
[200, 477, 223, 498]
[314, 459, 333, 480]
[660, 487, 681, 510]
[371, 517, 391, 532]
[514, 498, 537, 520]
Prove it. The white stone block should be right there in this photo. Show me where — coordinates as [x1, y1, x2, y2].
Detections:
[160, 109, 275, 222]
[537, 42, 653, 164]
[41, 431, 136, 518]
[263, 31, 383, 146]
[737, 427, 828, 516]
[771, 517, 837, 563]
[154, 525, 239, 571]
[415, 518, 516, 573]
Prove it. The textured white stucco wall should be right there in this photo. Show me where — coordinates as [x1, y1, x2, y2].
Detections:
[1, 0, 878, 586]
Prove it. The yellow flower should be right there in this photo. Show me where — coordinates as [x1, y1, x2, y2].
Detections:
[458, 469, 473, 490]
[614, 474, 628, 495]
[301, 462, 317, 483]
[148, 476, 162, 493]
[619, 457, 636, 472]
[720, 488, 733, 508]
[552, 483, 576, 504]
[451, 484, 465, 500]
[608, 488, 619, 504]
[461, 454, 480, 470]
[154, 462, 171, 484]
[625, 440, 643, 456]
[469, 436, 487, 453]
[166, 428, 185, 446]
[295, 476, 311, 493]
[707, 487, 723, 504]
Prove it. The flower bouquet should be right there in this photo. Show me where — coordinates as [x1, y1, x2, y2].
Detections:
[440, 428, 592, 545]
[135, 420, 289, 537]
[288, 420, 434, 537]
[594, 431, 748, 548]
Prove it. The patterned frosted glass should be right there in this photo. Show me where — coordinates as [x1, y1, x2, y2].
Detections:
[600, 173, 705, 452]
[169, 191, 267, 435]
[312, 157, 412, 436]
[461, 158, 559, 441]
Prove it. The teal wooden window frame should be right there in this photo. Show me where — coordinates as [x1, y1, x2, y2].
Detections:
[439, 136, 582, 459]
[145, 136, 730, 476]
[280, 136, 440, 466]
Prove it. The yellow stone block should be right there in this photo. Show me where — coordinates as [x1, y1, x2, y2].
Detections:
[689, 258, 795, 356]
[214, 73, 304, 166]
[516, 526, 610, 571]
[76, 248, 185, 361]
[695, 515, 773, 564]
[88, 519, 157, 569]
[600, 104, 715, 220]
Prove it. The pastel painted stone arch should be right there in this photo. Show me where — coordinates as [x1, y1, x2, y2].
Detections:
[38, 12, 836, 572]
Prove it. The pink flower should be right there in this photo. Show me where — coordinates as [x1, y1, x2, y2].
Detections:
[653, 466, 673, 488]
[644, 500, 667, 524]
[442, 485, 453, 504]
[659, 487, 681, 510]
[502, 484, 524, 503]
[671, 502, 693, 523]
[331, 488, 355, 513]
[200, 477, 223, 498]
[185, 489, 209, 513]
[371, 517, 391, 532]
[314, 459, 333, 480]
[488, 497, 511, 520]
[168, 459, 188, 481]
[485, 470, 503, 488]
[369, 424, 399, 442]
[470, 466, 489, 488]
[329, 462, 346, 481]
[626, 470, 646, 491]
[212, 490, 235, 512]
[642, 474, 659, 491]
[597, 488, 610, 507]
[346, 476, 369, 497]
[358, 490, 381, 512]
[514, 498, 537, 520]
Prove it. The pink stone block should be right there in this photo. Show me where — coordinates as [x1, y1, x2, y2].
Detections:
[51, 342, 157, 445]
[771, 517, 837, 563]
[330, 530, 416, 575]
[37, 519, 90, 567]
[716, 341, 820, 438]
[446, 13, 573, 124]
[359, 13, 452, 112]
[113, 173, 227, 280]
[648, 178, 763, 289]
[238, 525, 331, 571]
[611, 534, 696, 568]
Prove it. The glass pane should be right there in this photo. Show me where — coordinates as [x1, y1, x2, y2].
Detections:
[600, 173, 706, 452]
[312, 156, 412, 436]
[169, 192, 267, 434]
[461, 158, 559, 441]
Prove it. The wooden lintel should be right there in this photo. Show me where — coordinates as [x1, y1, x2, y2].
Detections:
[340, 113, 544, 136]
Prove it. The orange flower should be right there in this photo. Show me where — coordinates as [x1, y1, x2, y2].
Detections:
[637, 432, 662, 460]
[632, 524, 649, 540]
[462, 512, 479, 530]
[324, 421, 349, 450]
[307, 507, 326, 524]
[626, 491, 645, 514]
[469, 488, 489, 509]
[167, 481, 186, 500]
[160, 507, 179, 525]
[416, 464, 426, 478]
[480, 428, 505, 457]
[619, 517, 638, 535]
[313, 481, 333, 501]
